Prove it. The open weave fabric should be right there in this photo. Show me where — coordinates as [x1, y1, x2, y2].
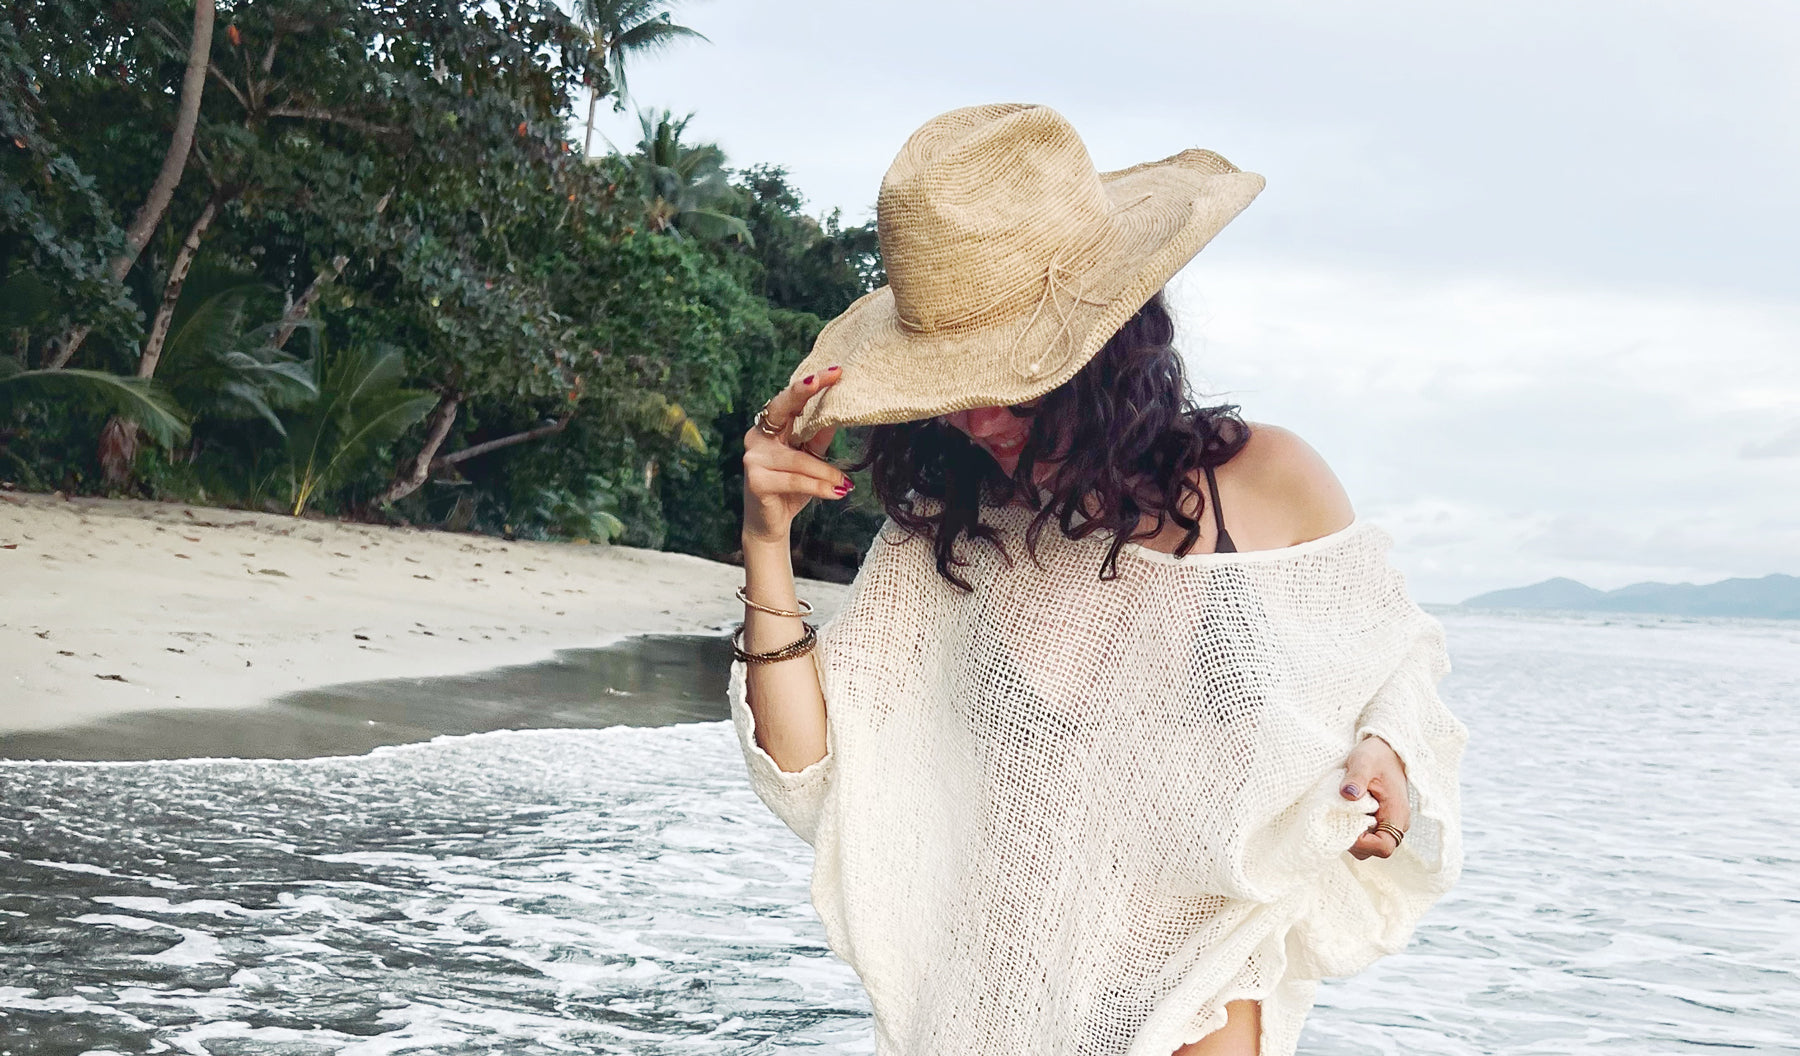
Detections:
[729, 502, 1467, 1056]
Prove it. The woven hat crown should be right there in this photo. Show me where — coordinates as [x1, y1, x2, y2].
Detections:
[879, 105, 1114, 335]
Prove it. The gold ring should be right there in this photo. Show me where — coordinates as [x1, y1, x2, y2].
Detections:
[1372, 822, 1406, 846]
[755, 401, 790, 437]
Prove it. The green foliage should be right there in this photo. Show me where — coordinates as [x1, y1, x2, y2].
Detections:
[284, 342, 436, 515]
[733, 166, 882, 317]
[0, 11, 140, 350]
[4, 0, 888, 578]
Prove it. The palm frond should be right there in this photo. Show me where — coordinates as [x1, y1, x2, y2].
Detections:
[0, 357, 190, 448]
[284, 343, 434, 514]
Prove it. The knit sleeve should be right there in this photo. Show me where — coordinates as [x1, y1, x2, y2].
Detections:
[727, 652, 835, 846]
[1284, 565, 1469, 978]
[1354, 605, 1466, 879]
[725, 517, 930, 848]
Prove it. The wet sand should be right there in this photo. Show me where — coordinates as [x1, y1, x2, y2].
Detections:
[0, 633, 736, 761]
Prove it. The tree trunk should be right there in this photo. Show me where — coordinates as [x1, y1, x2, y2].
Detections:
[47, 0, 215, 370]
[137, 195, 220, 380]
[583, 90, 598, 158]
[96, 417, 140, 487]
[271, 254, 348, 351]
[430, 415, 570, 470]
[376, 394, 460, 506]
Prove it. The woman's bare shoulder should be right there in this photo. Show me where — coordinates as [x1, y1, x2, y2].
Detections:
[1215, 421, 1356, 548]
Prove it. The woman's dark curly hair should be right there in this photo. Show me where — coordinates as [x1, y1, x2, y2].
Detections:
[847, 290, 1250, 590]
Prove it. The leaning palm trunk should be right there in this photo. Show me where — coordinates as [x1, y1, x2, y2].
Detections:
[139, 195, 221, 380]
[48, 0, 215, 370]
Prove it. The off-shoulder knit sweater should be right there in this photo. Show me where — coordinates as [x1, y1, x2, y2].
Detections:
[728, 502, 1468, 1056]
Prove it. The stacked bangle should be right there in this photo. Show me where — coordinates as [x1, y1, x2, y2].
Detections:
[731, 621, 817, 664]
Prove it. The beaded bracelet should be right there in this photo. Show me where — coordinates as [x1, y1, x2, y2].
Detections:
[735, 585, 813, 618]
[731, 621, 817, 664]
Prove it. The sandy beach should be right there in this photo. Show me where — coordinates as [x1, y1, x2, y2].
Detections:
[0, 491, 848, 744]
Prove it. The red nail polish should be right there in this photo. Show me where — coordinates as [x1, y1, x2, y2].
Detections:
[833, 482, 849, 495]
[842, 477, 854, 491]
[802, 374, 815, 385]
[827, 364, 841, 372]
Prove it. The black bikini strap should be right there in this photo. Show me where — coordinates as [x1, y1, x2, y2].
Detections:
[1203, 464, 1227, 534]
[1203, 464, 1236, 553]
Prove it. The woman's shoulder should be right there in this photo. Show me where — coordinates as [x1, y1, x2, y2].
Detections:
[1211, 421, 1356, 550]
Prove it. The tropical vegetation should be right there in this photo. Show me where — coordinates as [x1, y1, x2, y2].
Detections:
[1, 0, 885, 579]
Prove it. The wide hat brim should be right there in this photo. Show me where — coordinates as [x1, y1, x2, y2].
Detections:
[786, 149, 1265, 444]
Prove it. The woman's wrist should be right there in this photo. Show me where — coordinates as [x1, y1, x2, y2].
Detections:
[741, 527, 792, 553]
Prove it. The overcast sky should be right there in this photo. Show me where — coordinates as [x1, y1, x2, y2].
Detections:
[582, 0, 1799, 603]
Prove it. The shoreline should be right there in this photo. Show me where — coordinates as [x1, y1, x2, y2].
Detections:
[1, 492, 848, 741]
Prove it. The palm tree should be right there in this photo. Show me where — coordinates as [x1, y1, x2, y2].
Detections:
[625, 108, 752, 245]
[573, 0, 709, 158]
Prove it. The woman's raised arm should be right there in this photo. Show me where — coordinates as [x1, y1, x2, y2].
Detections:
[738, 366, 851, 774]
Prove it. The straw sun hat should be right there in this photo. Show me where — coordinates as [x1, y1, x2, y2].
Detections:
[780, 103, 1265, 444]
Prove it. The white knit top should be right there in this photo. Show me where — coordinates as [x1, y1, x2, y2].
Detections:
[729, 502, 1468, 1056]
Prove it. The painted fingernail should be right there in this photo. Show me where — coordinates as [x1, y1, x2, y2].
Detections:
[827, 364, 841, 372]
[833, 482, 849, 495]
[842, 477, 854, 491]
[1341, 784, 1361, 799]
[802, 374, 815, 386]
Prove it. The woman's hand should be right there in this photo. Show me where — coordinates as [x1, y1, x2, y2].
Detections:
[742, 365, 850, 544]
[1341, 734, 1411, 860]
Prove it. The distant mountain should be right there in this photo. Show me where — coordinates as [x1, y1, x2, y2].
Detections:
[1463, 574, 1800, 619]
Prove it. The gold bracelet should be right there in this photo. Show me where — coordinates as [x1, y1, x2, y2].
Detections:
[731, 621, 817, 664]
[735, 586, 813, 618]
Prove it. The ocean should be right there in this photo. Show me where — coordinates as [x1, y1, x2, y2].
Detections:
[1, 610, 1796, 1053]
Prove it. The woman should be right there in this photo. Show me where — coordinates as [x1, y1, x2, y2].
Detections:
[729, 104, 1467, 1056]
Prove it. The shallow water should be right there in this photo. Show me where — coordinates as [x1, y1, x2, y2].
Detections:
[2, 611, 1798, 1054]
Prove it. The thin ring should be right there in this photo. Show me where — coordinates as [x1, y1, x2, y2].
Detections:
[1372, 822, 1406, 846]
[755, 401, 790, 437]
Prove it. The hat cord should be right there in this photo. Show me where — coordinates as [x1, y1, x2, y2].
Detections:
[894, 193, 1156, 382]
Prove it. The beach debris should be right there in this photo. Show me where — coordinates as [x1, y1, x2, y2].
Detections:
[2, 543, 16, 549]
[166, 647, 185, 654]
[95, 673, 127, 682]
[353, 634, 370, 641]
[253, 567, 289, 577]
[34, 630, 49, 638]
[56, 650, 74, 657]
